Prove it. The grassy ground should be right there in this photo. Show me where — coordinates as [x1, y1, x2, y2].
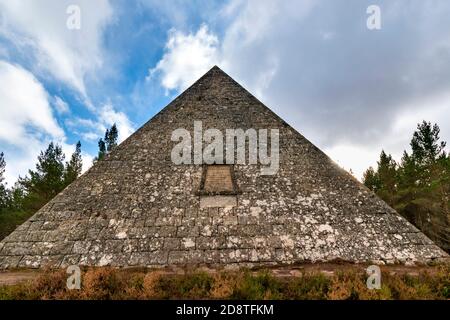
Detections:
[0, 210, 33, 241]
[0, 265, 448, 300]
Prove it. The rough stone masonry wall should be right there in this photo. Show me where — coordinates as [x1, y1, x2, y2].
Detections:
[0, 66, 447, 269]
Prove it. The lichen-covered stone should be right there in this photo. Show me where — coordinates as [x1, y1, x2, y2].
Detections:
[0, 66, 447, 269]
[0, 256, 22, 269]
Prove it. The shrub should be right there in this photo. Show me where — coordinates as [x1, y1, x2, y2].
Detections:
[81, 268, 125, 299]
[0, 265, 448, 300]
[285, 272, 330, 299]
[232, 270, 283, 300]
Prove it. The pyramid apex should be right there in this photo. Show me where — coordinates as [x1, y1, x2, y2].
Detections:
[190, 65, 235, 87]
[206, 65, 226, 74]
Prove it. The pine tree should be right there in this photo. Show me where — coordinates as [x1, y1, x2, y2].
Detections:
[105, 123, 118, 152]
[411, 121, 446, 166]
[376, 150, 397, 205]
[104, 128, 110, 148]
[96, 138, 106, 162]
[64, 141, 83, 186]
[0, 152, 5, 182]
[363, 166, 381, 191]
[19, 142, 66, 210]
[94, 124, 118, 163]
[363, 121, 449, 252]
[0, 152, 8, 211]
[9, 182, 25, 211]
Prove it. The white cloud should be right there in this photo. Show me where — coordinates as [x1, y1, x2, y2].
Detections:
[81, 132, 100, 142]
[150, 1, 314, 97]
[0, 61, 64, 144]
[221, 0, 313, 46]
[65, 116, 99, 142]
[53, 96, 70, 114]
[65, 105, 135, 144]
[65, 117, 98, 131]
[0, 1, 138, 184]
[0, 60, 96, 185]
[325, 93, 450, 181]
[324, 144, 379, 180]
[149, 24, 220, 92]
[0, 0, 113, 96]
[0, 61, 64, 184]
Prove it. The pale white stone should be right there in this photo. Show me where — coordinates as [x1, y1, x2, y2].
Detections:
[99, 254, 113, 266]
[304, 216, 318, 224]
[255, 200, 268, 206]
[250, 207, 262, 217]
[202, 225, 212, 236]
[116, 231, 127, 239]
[280, 235, 294, 248]
[200, 196, 237, 208]
[182, 238, 195, 249]
[318, 224, 333, 233]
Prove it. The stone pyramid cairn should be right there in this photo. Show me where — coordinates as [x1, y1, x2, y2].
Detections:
[0, 66, 447, 269]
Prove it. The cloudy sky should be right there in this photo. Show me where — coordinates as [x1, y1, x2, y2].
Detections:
[0, 0, 449, 185]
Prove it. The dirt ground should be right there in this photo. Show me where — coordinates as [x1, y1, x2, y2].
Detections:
[0, 270, 42, 286]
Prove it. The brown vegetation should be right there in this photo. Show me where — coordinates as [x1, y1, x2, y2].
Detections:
[0, 265, 448, 300]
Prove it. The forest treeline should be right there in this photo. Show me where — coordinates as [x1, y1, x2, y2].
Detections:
[0, 124, 118, 239]
[363, 121, 449, 252]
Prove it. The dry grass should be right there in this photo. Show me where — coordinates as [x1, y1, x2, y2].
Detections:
[0, 265, 448, 300]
